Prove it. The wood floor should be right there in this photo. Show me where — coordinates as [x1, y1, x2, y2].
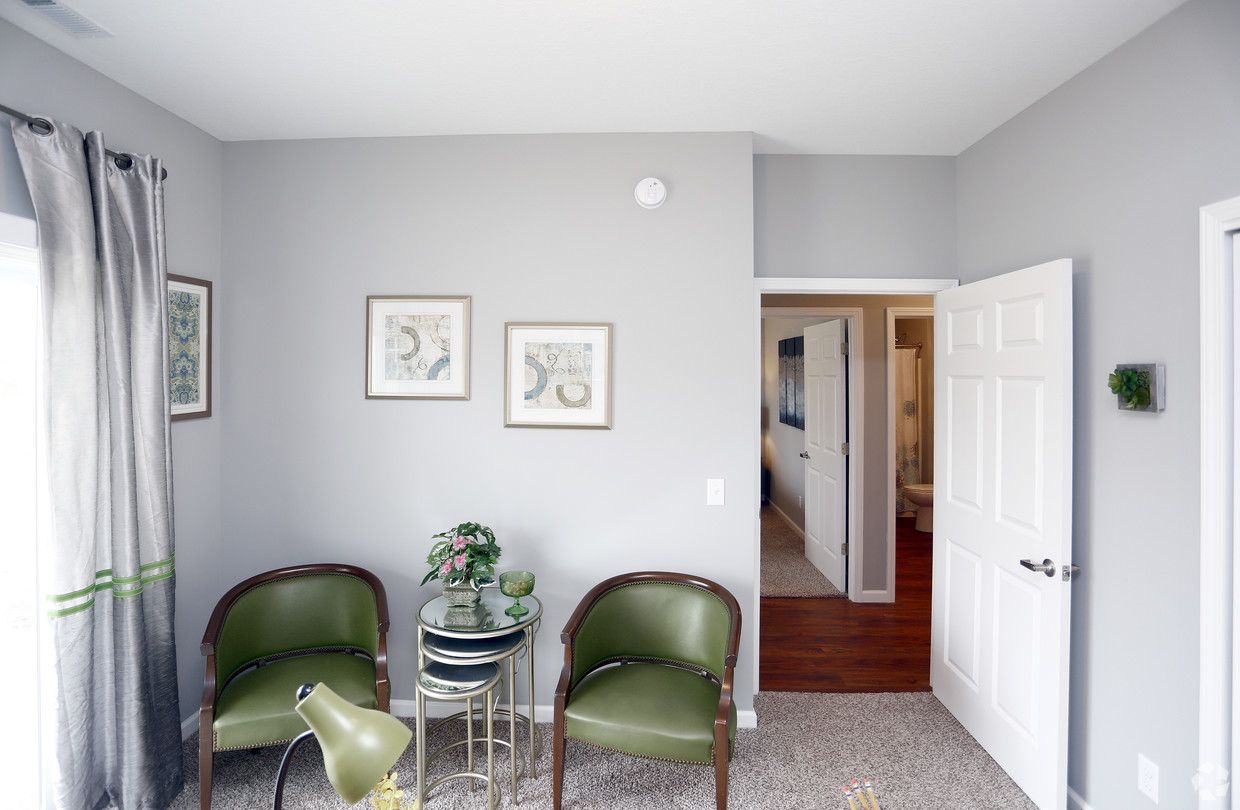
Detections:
[759, 517, 933, 692]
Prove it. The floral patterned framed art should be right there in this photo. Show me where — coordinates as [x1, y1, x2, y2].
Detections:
[167, 274, 212, 421]
[366, 295, 471, 399]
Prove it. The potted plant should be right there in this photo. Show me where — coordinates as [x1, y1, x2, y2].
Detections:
[1108, 366, 1152, 410]
[421, 521, 501, 607]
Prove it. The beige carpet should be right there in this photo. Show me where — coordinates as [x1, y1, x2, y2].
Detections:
[760, 506, 844, 598]
[172, 692, 1034, 809]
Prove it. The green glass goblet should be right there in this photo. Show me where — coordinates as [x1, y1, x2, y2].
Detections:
[499, 571, 535, 618]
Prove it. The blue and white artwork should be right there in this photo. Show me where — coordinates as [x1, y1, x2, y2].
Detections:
[384, 314, 451, 381]
[505, 323, 611, 428]
[168, 275, 211, 420]
[366, 296, 471, 399]
[523, 341, 592, 409]
[778, 336, 804, 430]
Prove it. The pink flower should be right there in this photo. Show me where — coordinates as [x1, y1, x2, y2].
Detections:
[452, 536, 470, 551]
[439, 561, 453, 576]
[453, 554, 468, 570]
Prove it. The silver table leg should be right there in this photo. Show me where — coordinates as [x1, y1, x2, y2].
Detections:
[527, 626, 537, 779]
[486, 687, 496, 810]
[466, 696, 474, 793]
[508, 654, 518, 804]
[415, 689, 427, 806]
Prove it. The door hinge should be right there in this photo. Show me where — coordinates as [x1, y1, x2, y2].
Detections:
[841, 341, 849, 357]
[1062, 564, 1080, 582]
[840, 442, 850, 456]
[840, 542, 849, 555]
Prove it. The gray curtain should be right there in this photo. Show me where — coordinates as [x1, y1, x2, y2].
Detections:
[13, 119, 182, 809]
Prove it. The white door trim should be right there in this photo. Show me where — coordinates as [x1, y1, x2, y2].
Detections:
[760, 277, 960, 294]
[763, 306, 864, 601]
[752, 277, 958, 689]
[885, 306, 935, 604]
[1198, 195, 1240, 809]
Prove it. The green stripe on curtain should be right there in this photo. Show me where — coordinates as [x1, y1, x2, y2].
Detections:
[46, 558, 176, 617]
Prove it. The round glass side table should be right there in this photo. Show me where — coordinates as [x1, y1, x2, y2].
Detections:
[416, 590, 542, 806]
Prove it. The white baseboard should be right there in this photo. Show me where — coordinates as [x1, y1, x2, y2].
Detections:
[185, 703, 759, 740]
[394, 701, 758, 729]
[767, 501, 804, 538]
[1067, 786, 1093, 810]
[390, 699, 555, 723]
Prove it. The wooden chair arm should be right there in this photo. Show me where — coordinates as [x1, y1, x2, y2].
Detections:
[554, 639, 574, 703]
[714, 665, 735, 729]
[200, 653, 218, 714]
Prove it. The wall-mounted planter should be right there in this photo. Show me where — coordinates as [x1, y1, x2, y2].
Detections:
[1109, 363, 1165, 412]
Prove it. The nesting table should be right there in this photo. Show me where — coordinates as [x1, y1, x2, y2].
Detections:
[416, 590, 542, 806]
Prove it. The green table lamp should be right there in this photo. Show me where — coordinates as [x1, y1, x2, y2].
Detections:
[272, 682, 413, 808]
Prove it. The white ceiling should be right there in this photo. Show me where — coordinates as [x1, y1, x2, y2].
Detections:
[2, 0, 1184, 154]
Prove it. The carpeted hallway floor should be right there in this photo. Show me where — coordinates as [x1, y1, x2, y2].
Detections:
[760, 506, 843, 598]
[174, 692, 1034, 809]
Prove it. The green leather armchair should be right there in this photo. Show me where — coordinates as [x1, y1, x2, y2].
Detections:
[198, 564, 390, 809]
[553, 571, 742, 810]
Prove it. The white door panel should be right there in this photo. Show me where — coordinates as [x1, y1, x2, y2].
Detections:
[803, 319, 847, 593]
[932, 260, 1073, 810]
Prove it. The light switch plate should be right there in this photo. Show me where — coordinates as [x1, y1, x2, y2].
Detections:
[706, 478, 725, 506]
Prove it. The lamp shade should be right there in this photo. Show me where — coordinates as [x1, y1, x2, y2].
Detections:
[295, 683, 412, 805]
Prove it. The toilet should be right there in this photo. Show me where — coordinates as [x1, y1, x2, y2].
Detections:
[902, 483, 934, 533]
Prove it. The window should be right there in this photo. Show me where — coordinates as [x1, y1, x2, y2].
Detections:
[0, 240, 41, 807]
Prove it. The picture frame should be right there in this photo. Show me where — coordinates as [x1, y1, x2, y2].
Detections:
[778, 335, 804, 430]
[366, 295, 471, 399]
[504, 322, 612, 429]
[168, 273, 212, 421]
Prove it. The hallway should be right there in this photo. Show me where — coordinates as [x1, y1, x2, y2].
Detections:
[760, 517, 932, 692]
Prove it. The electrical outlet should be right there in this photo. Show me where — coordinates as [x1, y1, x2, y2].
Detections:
[1137, 753, 1159, 803]
[706, 478, 725, 506]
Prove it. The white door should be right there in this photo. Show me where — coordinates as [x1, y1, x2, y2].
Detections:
[803, 319, 848, 594]
[932, 259, 1073, 810]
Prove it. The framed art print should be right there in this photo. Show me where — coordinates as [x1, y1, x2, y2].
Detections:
[505, 322, 612, 428]
[168, 274, 212, 421]
[366, 295, 470, 399]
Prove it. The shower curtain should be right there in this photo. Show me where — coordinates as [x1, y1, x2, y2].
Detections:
[13, 118, 183, 809]
[894, 347, 921, 515]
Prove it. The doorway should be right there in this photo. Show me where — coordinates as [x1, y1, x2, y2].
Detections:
[758, 291, 939, 693]
[752, 264, 1077, 809]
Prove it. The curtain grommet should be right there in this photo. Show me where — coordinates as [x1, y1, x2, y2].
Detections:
[114, 153, 134, 171]
[28, 118, 54, 137]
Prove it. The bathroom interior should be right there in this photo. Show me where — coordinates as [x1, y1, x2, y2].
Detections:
[894, 315, 934, 533]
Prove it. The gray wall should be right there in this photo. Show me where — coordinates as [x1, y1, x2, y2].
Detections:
[956, 0, 1240, 806]
[763, 295, 933, 592]
[0, 19, 224, 721]
[219, 132, 759, 713]
[754, 155, 956, 278]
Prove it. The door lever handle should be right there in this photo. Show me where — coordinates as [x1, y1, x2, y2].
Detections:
[1019, 558, 1056, 577]
[799, 451, 810, 459]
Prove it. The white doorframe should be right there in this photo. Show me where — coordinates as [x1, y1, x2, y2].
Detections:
[762, 306, 864, 600]
[1198, 195, 1240, 809]
[885, 306, 935, 603]
[752, 277, 958, 689]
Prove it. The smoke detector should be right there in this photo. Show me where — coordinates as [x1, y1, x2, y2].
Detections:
[21, 0, 112, 38]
